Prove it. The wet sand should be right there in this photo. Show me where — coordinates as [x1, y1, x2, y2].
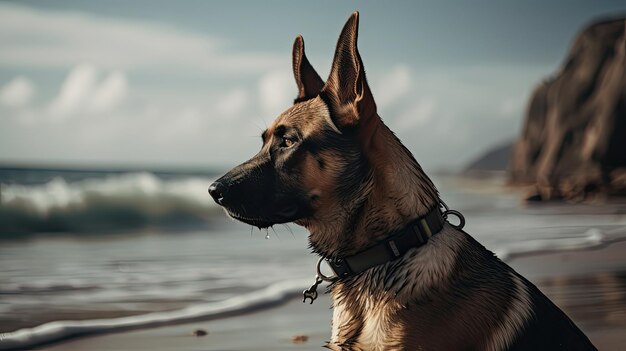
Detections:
[37, 241, 626, 351]
[36, 295, 333, 351]
[509, 241, 626, 350]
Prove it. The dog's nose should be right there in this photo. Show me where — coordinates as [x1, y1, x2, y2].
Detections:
[208, 181, 227, 205]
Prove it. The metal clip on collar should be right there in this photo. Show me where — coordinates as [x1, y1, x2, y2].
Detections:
[302, 257, 337, 304]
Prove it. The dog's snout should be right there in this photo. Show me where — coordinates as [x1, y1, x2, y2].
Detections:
[208, 181, 227, 205]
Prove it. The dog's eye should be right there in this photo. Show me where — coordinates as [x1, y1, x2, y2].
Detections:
[281, 137, 295, 148]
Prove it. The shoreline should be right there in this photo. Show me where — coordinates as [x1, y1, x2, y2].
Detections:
[25, 241, 626, 351]
[34, 295, 333, 351]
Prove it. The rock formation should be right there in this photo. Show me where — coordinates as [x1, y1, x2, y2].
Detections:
[465, 142, 513, 173]
[509, 17, 626, 200]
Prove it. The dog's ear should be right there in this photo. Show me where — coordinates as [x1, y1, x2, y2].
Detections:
[292, 35, 324, 103]
[322, 12, 377, 130]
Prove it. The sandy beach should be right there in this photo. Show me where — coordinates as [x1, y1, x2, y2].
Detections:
[32, 240, 626, 351]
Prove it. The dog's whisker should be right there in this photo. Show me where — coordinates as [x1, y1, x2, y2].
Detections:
[283, 224, 295, 238]
[270, 226, 280, 241]
[250, 119, 267, 133]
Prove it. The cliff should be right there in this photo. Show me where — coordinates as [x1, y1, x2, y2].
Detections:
[509, 18, 626, 200]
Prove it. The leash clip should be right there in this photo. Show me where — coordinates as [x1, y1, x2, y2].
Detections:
[303, 257, 338, 304]
[440, 201, 465, 230]
[302, 275, 323, 304]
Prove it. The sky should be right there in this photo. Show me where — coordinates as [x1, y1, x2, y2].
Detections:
[1, 1, 625, 171]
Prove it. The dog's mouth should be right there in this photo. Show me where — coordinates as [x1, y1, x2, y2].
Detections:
[225, 204, 302, 228]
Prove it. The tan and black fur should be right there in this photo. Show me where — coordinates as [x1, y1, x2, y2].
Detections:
[209, 12, 597, 350]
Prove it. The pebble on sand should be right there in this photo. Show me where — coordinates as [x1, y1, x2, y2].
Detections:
[193, 329, 208, 337]
[292, 335, 309, 344]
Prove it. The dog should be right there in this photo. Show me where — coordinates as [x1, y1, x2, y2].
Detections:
[208, 12, 597, 351]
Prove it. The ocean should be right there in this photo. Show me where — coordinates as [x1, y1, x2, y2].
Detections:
[1, 166, 625, 350]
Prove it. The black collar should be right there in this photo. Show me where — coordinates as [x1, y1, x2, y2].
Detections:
[325, 206, 445, 279]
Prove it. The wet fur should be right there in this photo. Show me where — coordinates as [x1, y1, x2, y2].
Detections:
[211, 12, 597, 350]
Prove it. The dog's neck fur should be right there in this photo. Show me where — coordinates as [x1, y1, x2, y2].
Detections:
[309, 116, 440, 258]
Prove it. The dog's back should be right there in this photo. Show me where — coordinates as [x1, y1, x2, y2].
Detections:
[509, 276, 597, 350]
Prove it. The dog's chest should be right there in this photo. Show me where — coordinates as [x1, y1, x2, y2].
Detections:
[359, 300, 401, 350]
[331, 297, 403, 351]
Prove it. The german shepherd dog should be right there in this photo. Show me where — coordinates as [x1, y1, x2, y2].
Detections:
[209, 12, 597, 351]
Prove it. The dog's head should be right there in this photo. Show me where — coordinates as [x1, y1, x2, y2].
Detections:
[209, 12, 380, 229]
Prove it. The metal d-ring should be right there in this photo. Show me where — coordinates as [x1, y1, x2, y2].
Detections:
[316, 257, 338, 282]
[440, 201, 465, 230]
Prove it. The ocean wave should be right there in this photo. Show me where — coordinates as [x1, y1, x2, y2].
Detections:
[494, 226, 626, 261]
[0, 279, 308, 351]
[0, 173, 220, 234]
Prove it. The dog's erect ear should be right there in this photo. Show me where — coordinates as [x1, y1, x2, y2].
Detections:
[322, 12, 377, 130]
[292, 35, 324, 103]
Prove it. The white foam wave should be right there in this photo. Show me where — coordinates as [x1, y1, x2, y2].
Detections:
[1, 172, 213, 213]
[495, 226, 626, 261]
[0, 173, 220, 233]
[0, 279, 309, 351]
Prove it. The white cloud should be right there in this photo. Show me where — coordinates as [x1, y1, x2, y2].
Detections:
[47, 64, 130, 120]
[89, 71, 128, 113]
[392, 97, 437, 130]
[153, 106, 206, 141]
[216, 89, 249, 116]
[258, 70, 294, 117]
[48, 64, 99, 119]
[374, 65, 411, 109]
[0, 76, 35, 108]
[0, 3, 283, 74]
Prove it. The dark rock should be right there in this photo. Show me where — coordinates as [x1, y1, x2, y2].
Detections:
[525, 191, 544, 202]
[465, 142, 513, 172]
[193, 328, 208, 337]
[509, 17, 626, 200]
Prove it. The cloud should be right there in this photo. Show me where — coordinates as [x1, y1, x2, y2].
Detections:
[216, 89, 249, 117]
[46, 64, 129, 121]
[0, 3, 283, 74]
[391, 97, 437, 130]
[89, 71, 128, 113]
[0, 76, 35, 108]
[258, 70, 294, 117]
[374, 65, 411, 109]
[152, 106, 206, 141]
[48, 64, 99, 119]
